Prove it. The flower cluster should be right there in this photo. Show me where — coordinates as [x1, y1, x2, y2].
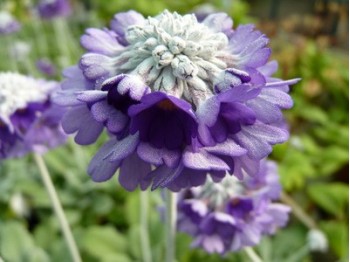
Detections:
[55, 10, 299, 191]
[0, 72, 66, 159]
[0, 11, 21, 35]
[177, 160, 291, 254]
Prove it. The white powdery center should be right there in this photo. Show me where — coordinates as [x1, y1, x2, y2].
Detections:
[0, 72, 50, 126]
[193, 176, 244, 209]
[116, 10, 231, 106]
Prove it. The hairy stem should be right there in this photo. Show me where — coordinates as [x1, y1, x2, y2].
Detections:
[140, 190, 152, 262]
[245, 247, 263, 262]
[165, 190, 177, 262]
[34, 153, 82, 262]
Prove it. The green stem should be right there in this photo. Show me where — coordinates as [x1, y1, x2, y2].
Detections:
[33, 153, 82, 262]
[5, 36, 18, 72]
[32, 16, 49, 57]
[280, 192, 317, 229]
[52, 18, 71, 67]
[244, 247, 263, 262]
[140, 190, 152, 262]
[165, 190, 177, 262]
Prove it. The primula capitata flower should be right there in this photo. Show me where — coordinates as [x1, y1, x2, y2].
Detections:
[37, 0, 71, 20]
[0, 11, 21, 35]
[177, 160, 291, 254]
[56, 10, 299, 191]
[0, 72, 66, 159]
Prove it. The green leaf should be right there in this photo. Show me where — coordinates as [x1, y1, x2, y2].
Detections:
[0, 221, 49, 262]
[81, 225, 129, 261]
[127, 225, 142, 260]
[307, 183, 348, 218]
[320, 221, 348, 259]
[279, 149, 315, 190]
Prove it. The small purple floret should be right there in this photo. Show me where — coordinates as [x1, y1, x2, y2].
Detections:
[177, 159, 291, 254]
[37, 0, 71, 19]
[129, 92, 198, 150]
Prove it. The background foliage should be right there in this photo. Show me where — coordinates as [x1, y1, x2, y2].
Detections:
[0, 0, 348, 261]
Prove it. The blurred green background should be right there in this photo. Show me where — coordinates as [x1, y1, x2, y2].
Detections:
[0, 0, 348, 261]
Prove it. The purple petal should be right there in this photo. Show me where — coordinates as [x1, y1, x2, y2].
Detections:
[119, 153, 151, 191]
[61, 105, 103, 145]
[80, 28, 123, 55]
[201, 13, 233, 33]
[90, 100, 128, 133]
[88, 139, 121, 182]
[234, 155, 260, 178]
[205, 138, 247, 157]
[259, 88, 293, 109]
[183, 149, 229, 171]
[247, 97, 283, 124]
[234, 123, 288, 159]
[76, 90, 107, 103]
[148, 164, 184, 190]
[108, 133, 139, 161]
[202, 235, 225, 254]
[218, 85, 261, 103]
[110, 11, 145, 45]
[168, 168, 207, 191]
[242, 48, 271, 69]
[257, 60, 278, 76]
[75, 121, 104, 145]
[79, 53, 113, 80]
[137, 142, 181, 167]
[196, 96, 220, 126]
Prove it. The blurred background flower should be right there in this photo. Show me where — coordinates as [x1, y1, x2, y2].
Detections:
[0, 72, 67, 159]
[177, 160, 290, 254]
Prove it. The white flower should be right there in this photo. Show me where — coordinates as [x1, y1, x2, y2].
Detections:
[0, 72, 53, 128]
[10, 192, 30, 217]
[307, 229, 328, 252]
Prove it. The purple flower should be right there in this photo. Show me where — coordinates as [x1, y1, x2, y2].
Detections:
[37, 0, 71, 19]
[129, 92, 198, 150]
[177, 159, 291, 254]
[56, 10, 299, 191]
[0, 72, 66, 159]
[0, 11, 21, 35]
[36, 58, 57, 76]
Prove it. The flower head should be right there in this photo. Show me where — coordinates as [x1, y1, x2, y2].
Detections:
[37, 0, 71, 19]
[0, 72, 66, 159]
[56, 10, 299, 191]
[177, 160, 291, 254]
[0, 11, 21, 35]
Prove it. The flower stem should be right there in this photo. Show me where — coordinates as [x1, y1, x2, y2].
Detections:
[280, 192, 317, 229]
[52, 18, 71, 67]
[5, 36, 18, 72]
[244, 247, 263, 262]
[32, 15, 49, 57]
[165, 190, 177, 262]
[140, 190, 152, 262]
[33, 153, 82, 262]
